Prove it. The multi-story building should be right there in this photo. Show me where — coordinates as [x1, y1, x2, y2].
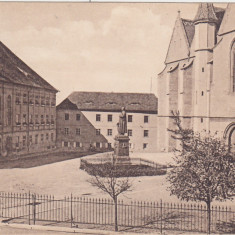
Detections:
[0, 41, 57, 156]
[157, 3, 235, 152]
[56, 92, 158, 152]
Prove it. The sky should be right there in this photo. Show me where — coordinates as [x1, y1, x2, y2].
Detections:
[0, 2, 227, 104]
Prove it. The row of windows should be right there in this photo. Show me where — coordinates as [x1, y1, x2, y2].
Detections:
[15, 93, 55, 107]
[15, 114, 54, 126]
[65, 113, 81, 121]
[95, 114, 149, 123]
[15, 133, 54, 147]
[64, 128, 149, 137]
[62, 141, 111, 149]
[64, 113, 150, 123]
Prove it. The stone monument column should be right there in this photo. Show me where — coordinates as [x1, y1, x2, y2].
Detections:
[114, 107, 130, 157]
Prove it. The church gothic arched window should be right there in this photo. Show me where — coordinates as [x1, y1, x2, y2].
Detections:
[7, 95, 12, 126]
[231, 41, 235, 92]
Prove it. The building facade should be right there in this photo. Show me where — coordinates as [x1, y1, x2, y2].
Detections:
[157, 3, 235, 152]
[0, 41, 57, 156]
[56, 92, 158, 153]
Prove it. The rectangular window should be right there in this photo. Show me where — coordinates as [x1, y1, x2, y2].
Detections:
[45, 115, 48, 124]
[65, 113, 69, 120]
[46, 133, 49, 140]
[201, 118, 203, 123]
[144, 116, 149, 123]
[46, 97, 50, 106]
[96, 129, 101, 135]
[64, 128, 69, 135]
[107, 114, 112, 122]
[51, 115, 54, 125]
[41, 96, 45, 106]
[144, 130, 149, 137]
[96, 142, 100, 148]
[96, 114, 101, 122]
[108, 143, 112, 149]
[76, 114, 81, 121]
[128, 129, 132, 137]
[15, 93, 21, 104]
[29, 114, 33, 125]
[16, 114, 21, 125]
[22, 136, 26, 146]
[64, 141, 68, 147]
[23, 114, 27, 125]
[29, 94, 34, 105]
[35, 135, 38, 144]
[128, 115, 133, 122]
[76, 142, 80, 148]
[29, 135, 32, 145]
[23, 93, 27, 104]
[35, 95, 39, 105]
[51, 133, 54, 141]
[41, 134, 44, 142]
[107, 129, 112, 136]
[76, 128, 81, 135]
[16, 136, 20, 148]
[143, 143, 148, 149]
[41, 115, 44, 124]
[35, 115, 39, 124]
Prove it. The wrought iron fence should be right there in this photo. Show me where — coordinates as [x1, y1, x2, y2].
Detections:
[0, 192, 234, 233]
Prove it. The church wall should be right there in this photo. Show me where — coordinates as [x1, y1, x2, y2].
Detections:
[211, 32, 235, 121]
[157, 70, 168, 152]
[168, 68, 178, 151]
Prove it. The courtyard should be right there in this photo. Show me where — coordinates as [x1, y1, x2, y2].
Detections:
[0, 152, 234, 207]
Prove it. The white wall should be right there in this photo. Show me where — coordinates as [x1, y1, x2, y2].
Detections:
[82, 111, 158, 152]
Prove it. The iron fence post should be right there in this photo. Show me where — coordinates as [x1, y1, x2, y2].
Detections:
[33, 194, 36, 225]
[160, 199, 162, 234]
[28, 191, 30, 225]
[71, 193, 73, 228]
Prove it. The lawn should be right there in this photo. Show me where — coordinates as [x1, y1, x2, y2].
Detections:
[0, 152, 234, 207]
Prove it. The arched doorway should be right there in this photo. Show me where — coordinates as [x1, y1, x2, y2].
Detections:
[224, 123, 235, 152]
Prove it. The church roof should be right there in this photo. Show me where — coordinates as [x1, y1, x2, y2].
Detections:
[0, 41, 57, 92]
[218, 4, 235, 36]
[165, 12, 190, 64]
[58, 91, 158, 114]
[181, 19, 195, 47]
[164, 4, 226, 65]
[194, 3, 218, 23]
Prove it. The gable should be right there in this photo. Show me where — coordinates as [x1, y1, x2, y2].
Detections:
[218, 4, 235, 36]
[165, 15, 190, 64]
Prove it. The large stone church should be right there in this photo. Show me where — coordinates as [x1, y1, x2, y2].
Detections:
[157, 3, 235, 152]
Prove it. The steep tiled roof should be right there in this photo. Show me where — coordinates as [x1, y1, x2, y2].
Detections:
[62, 92, 158, 114]
[194, 3, 218, 23]
[181, 19, 195, 47]
[0, 41, 57, 92]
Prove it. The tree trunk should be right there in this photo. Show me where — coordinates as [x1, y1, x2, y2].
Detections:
[206, 200, 211, 234]
[114, 197, 118, 231]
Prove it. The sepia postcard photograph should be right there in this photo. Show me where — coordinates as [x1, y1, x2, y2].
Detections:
[0, 1, 234, 234]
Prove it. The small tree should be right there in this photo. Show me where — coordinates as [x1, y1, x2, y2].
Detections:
[85, 156, 132, 231]
[167, 112, 235, 234]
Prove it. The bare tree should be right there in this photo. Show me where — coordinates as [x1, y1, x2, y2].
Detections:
[84, 156, 132, 231]
[168, 112, 235, 234]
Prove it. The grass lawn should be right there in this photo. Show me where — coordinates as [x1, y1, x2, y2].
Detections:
[0, 152, 234, 208]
